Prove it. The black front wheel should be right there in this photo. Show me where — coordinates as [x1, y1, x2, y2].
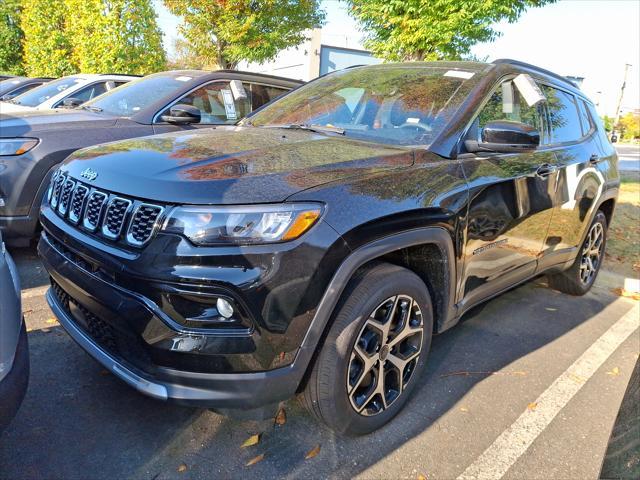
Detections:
[548, 210, 608, 295]
[302, 262, 433, 435]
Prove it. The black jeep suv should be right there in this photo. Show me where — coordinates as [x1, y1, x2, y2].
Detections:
[39, 60, 618, 435]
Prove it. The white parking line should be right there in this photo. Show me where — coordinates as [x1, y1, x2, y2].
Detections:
[457, 303, 640, 480]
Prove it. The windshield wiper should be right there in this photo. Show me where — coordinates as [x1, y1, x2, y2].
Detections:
[81, 105, 103, 113]
[271, 123, 345, 135]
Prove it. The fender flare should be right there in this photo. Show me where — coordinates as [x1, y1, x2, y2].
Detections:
[290, 226, 457, 389]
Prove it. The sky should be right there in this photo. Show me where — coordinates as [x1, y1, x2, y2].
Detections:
[153, 0, 640, 117]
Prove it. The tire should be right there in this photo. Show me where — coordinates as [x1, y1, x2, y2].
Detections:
[302, 262, 433, 435]
[547, 210, 607, 296]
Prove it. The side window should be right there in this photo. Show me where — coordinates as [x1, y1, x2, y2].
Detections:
[163, 81, 251, 124]
[472, 79, 544, 142]
[249, 84, 289, 110]
[7, 83, 42, 98]
[540, 86, 583, 144]
[576, 99, 594, 136]
[72, 82, 108, 102]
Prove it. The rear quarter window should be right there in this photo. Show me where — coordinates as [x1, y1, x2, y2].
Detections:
[541, 85, 584, 144]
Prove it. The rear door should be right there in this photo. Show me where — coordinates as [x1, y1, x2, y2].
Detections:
[537, 86, 606, 269]
[458, 77, 558, 310]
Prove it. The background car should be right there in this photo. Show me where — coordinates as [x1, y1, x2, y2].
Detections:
[0, 73, 137, 114]
[0, 229, 28, 434]
[0, 69, 302, 245]
[0, 77, 54, 102]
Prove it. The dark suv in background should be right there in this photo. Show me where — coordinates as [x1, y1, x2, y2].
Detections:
[39, 60, 617, 435]
[0, 70, 301, 245]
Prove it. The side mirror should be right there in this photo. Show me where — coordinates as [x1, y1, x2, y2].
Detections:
[61, 97, 83, 108]
[465, 120, 540, 153]
[160, 104, 201, 124]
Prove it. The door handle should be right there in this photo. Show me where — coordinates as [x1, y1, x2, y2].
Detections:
[589, 153, 602, 164]
[535, 163, 557, 177]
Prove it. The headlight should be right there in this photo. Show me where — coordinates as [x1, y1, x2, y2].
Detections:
[163, 203, 322, 245]
[0, 138, 38, 156]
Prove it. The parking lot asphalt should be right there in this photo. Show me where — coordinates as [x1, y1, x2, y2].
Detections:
[1, 246, 638, 480]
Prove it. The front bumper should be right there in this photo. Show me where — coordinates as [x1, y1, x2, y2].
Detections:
[39, 232, 308, 409]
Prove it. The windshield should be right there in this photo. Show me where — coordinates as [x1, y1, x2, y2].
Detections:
[247, 65, 481, 146]
[84, 73, 200, 117]
[11, 76, 82, 107]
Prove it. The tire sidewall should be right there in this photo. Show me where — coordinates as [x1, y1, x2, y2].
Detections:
[573, 211, 608, 293]
[317, 267, 433, 435]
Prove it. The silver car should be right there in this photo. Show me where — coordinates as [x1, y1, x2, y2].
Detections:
[0, 230, 28, 432]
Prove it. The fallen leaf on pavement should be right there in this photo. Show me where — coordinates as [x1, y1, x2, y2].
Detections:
[527, 402, 538, 411]
[246, 454, 265, 466]
[417, 474, 428, 480]
[46, 318, 58, 324]
[606, 367, 620, 376]
[241, 434, 261, 448]
[305, 445, 321, 459]
[544, 307, 557, 312]
[177, 463, 187, 473]
[460, 407, 469, 413]
[612, 288, 640, 301]
[275, 407, 286, 426]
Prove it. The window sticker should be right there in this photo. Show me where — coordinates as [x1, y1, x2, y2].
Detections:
[502, 81, 514, 114]
[444, 70, 475, 80]
[221, 89, 237, 120]
[513, 73, 546, 107]
[175, 76, 192, 82]
[406, 117, 420, 124]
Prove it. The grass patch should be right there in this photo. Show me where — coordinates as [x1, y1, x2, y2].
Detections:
[605, 176, 640, 277]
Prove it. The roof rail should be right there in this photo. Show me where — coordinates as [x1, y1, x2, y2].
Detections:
[99, 73, 142, 77]
[492, 58, 579, 88]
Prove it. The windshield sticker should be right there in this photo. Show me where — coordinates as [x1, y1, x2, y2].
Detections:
[502, 82, 514, 114]
[406, 117, 420, 124]
[444, 70, 475, 80]
[221, 89, 237, 120]
[513, 73, 546, 107]
[175, 76, 192, 82]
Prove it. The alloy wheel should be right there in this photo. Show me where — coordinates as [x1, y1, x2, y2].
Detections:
[347, 295, 423, 416]
[580, 222, 604, 285]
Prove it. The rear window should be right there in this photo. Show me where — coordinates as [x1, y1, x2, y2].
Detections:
[541, 86, 584, 144]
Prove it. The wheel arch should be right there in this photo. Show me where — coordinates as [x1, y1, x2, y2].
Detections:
[293, 227, 457, 392]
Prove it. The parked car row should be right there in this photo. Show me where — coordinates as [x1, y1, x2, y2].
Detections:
[0, 60, 618, 435]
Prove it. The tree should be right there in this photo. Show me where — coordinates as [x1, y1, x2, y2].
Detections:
[164, 0, 326, 69]
[65, 0, 166, 75]
[602, 115, 614, 133]
[21, 0, 75, 77]
[617, 112, 640, 141]
[0, 0, 24, 75]
[346, 0, 556, 62]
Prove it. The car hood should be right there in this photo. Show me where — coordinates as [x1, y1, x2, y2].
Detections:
[0, 108, 117, 132]
[61, 126, 415, 204]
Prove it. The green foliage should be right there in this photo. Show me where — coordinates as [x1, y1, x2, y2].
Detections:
[22, 0, 75, 77]
[602, 115, 614, 133]
[164, 0, 326, 69]
[65, 0, 166, 75]
[618, 112, 640, 141]
[346, 0, 556, 61]
[0, 0, 24, 75]
[21, 0, 165, 77]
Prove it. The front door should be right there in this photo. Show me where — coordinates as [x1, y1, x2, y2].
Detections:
[458, 77, 558, 310]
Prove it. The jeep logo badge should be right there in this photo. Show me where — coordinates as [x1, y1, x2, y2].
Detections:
[80, 168, 98, 181]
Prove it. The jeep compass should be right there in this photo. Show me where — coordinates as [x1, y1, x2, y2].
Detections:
[39, 60, 618, 435]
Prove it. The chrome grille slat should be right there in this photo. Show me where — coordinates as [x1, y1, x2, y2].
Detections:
[126, 204, 164, 246]
[49, 174, 164, 247]
[57, 178, 76, 216]
[82, 191, 108, 232]
[68, 184, 89, 224]
[101, 197, 132, 240]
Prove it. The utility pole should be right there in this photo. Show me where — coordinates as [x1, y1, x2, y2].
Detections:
[614, 63, 632, 127]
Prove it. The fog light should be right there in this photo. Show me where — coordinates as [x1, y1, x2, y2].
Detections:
[216, 298, 234, 318]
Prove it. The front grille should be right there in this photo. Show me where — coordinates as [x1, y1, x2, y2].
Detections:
[47, 172, 165, 247]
